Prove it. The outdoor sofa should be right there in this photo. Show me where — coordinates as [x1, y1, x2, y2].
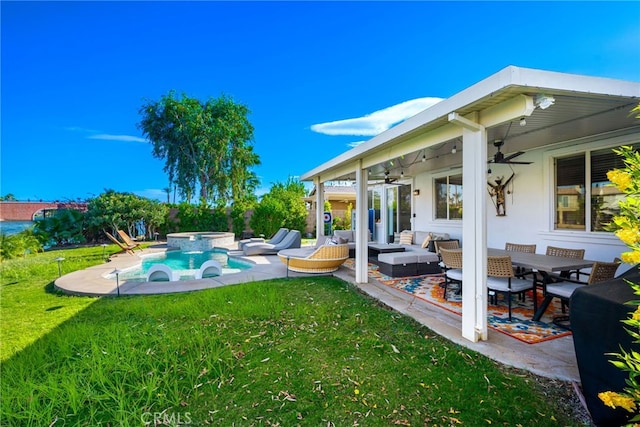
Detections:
[330, 229, 457, 277]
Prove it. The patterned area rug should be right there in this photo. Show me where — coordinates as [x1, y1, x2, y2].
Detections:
[344, 259, 572, 344]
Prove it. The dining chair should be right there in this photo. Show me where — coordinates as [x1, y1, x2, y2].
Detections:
[434, 240, 460, 263]
[545, 260, 620, 329]
[545, 246, 586, 279]
[504, 242, 536, 253]
[486, 255, 537, 321]
[439, 248, 463, 300]
[505, 242, 536, 278]
[434, 240, 460, 253]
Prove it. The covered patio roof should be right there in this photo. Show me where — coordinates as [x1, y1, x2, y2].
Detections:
[301, 66, 639, 184]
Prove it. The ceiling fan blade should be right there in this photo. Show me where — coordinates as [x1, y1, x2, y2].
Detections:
[504, 160, 533, 165]
[501, 151, 525, 162]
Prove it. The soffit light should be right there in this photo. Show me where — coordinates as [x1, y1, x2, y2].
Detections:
[534, 94, 555, 110]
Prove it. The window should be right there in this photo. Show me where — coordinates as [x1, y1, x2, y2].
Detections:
[555, 144, 637, 231]
[435, 174, 463, 220]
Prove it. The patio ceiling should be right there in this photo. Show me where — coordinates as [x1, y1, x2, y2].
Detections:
[301, 66, 640, 184]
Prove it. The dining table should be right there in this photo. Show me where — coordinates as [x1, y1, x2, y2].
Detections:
[487, 248, 597, 321]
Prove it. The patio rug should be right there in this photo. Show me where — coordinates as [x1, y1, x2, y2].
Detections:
[343, 259, 572, 344]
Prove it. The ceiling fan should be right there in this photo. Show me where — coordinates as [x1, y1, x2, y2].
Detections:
[487, 121, 532, 165]
[384, 170, 401, 185]
[488, 139, 532, 165]
[370, 170, 404, 185]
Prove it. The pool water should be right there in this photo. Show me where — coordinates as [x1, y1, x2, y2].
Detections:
[118, 250, 251, 282]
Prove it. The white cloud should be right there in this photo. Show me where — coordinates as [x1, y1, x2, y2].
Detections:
[347, 140, 367, 148]
[311, 97, 442, 137]
[88, 134, 148, 143]
[64, 126, 102, 134]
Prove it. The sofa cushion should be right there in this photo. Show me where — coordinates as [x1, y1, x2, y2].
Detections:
[378, 252, 418, 265]
[399, 231, 413, 245]
[415, 251, 439, 263]
[333, 230, 354, 242]
[413, 231, 430, 246]
[420, 232, 433, 249]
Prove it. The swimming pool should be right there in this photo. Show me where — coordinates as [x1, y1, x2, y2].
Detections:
[115, 249, 251, 282]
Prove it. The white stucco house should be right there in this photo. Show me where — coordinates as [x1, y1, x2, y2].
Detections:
[300, 66, 640, 343]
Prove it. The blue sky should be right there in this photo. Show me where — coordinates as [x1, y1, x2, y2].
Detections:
[2, 1, 639, 203]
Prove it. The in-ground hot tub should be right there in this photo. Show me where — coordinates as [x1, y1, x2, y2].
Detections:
[166, 232, 235, 251]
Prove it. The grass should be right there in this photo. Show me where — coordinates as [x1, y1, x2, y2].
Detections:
[1, 246, 587, 426]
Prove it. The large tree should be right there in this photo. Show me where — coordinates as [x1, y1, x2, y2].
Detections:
[138, 92, 260, 206]
[84, 190, 167, 240]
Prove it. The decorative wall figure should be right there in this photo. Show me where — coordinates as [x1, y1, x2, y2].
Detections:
[487, 172, 514, 216]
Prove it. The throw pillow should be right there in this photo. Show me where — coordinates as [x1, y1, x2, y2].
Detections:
[393, 232, 400, 244]
[399, 232, 413, 245]
[337, 236, 349, 244]
[325, 237, 334, 245]
[421, 232, 433, 249]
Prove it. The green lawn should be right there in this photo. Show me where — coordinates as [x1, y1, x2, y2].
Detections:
[1, 246, 587, 426]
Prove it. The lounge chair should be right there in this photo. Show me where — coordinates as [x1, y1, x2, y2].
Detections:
[117, 230, 143, 251]
[238, 228, 288, 251]
[105, 231, 137, 256]
[278, 244, 349, 273]
[195, 260, 223, 279]
[146, 264, 178, 282]
[242, 230, 302, 256]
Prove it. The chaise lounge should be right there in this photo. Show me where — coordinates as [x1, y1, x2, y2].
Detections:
[238, 227, 288, 251]
[117, 229, 143, 251]
[105, 231, 137, 256]
[278, 243, 349, 273]
[242, 230, 302, 256]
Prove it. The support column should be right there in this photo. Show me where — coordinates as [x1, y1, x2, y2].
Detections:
[448, 112, 488, 342]
[355, 161, 369, 283]
[315, 178, 325, 241]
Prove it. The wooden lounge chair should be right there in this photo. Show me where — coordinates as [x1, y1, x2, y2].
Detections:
[117, 230, 142, 251]
[105, 231, 137, 256]
[278, 244, 349, 273]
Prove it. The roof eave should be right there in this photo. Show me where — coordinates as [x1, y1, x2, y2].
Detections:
[300, 65, 640, 182]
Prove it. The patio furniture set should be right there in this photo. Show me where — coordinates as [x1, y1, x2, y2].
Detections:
[333, 229, 458, 277]
[440, 243, 621, 323]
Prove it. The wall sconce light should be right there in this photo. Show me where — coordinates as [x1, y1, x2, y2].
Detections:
[413, 189, 420, 196]
[451, 145, 457, 154]
[519, 117, 526, 127]
[534, 94, 555, 110]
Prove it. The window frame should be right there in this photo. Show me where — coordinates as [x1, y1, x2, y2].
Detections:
[543, 131, 639, 235]
[433, 173, 463, 221]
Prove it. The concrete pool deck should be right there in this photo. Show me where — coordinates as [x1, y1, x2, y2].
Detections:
[54, 242, 580, 384]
